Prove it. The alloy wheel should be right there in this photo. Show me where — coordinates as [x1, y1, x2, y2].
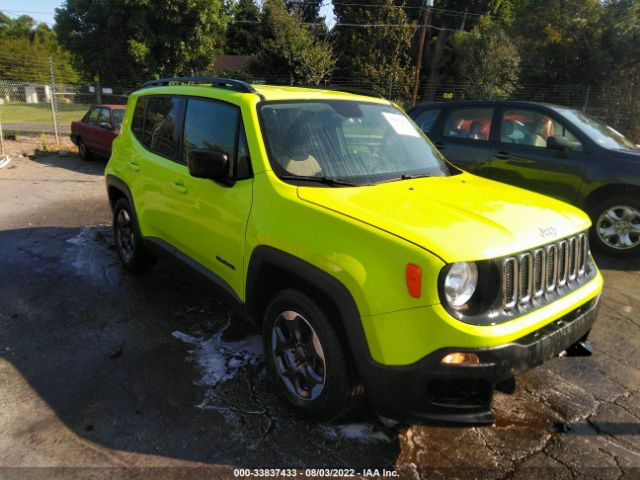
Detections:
[271, 310, 326, 401]
[596, 205, 640, 250]
[115, 209, 136, 263]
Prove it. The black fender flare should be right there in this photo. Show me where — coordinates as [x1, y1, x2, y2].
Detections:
[105, 174, 144, 240]
[245, 245, 377, 379]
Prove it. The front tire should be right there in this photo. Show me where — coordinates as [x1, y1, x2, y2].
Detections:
[262, 289, 364, 421]
[590, 197, 640, 257]
[113, 198, 156, 273]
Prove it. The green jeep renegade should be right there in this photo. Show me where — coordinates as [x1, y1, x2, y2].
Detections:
[105, 77, 603, 424]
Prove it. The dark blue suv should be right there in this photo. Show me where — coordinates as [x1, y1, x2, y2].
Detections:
[408, 100, 640, 257]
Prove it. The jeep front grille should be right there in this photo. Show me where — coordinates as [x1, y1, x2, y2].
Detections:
[502, 233, 589, 310]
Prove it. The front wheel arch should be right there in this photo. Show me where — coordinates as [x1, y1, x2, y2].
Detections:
[244, 246, 372, 382]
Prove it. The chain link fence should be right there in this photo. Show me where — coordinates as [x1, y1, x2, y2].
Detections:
[0, 79, 128, 150]
[1, 73, 638, 148]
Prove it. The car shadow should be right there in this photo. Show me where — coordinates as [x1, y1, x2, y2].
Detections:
[0, 226, 400, 469]
[592, 251, 640, 272]
[28, 153, 108, 176]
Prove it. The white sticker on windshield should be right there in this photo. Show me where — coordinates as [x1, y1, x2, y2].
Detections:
[382, 112, 420, 137]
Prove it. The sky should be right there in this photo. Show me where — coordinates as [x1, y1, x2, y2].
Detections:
[1, 0, 337, 28]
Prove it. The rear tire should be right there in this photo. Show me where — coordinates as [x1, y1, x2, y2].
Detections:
[262, 289, 364, 421]
[589, 197, 640, 257]
[77, 138, 93, 161]
[113, 198, 156, 273]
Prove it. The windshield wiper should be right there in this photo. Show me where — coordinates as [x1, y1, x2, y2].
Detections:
[375, 173, 433, 184]
[279, 175, 360, 187]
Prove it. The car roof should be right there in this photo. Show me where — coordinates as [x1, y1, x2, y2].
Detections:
[133, 84, 391, 104]
[410, 100, 572, 112]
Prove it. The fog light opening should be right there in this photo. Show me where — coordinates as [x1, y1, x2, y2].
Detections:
[441, 352, 480, 365]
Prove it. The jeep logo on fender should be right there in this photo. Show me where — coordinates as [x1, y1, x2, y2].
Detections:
[539, 226, 559, 238]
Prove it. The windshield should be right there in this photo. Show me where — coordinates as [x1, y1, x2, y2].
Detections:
[259, 101, 452, 185]
[557, 108, 638, 151]
[112, 109, 125, 129]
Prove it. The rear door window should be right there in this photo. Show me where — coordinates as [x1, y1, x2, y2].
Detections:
[142, 96, 184, 161]
[443, 108, 494, 141]
[86, 108, 99, 125]
[413, 108, 441, 135]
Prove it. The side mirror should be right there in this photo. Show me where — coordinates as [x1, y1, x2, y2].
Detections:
[187, 149, 229, 180]
[547, 135, 569, 151]
[99, 121, 113, 130]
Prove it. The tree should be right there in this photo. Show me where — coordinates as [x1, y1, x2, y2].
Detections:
[332, 0, 415, 100]
[0, 15, 80, 83]
[451, 14, 520, 98]
[509, 0, 605, 85]
[249, 0, 334, 83]
[285, 0, 323, 24]
[225, 0, 261, 54]
[54, 0, 227, 86]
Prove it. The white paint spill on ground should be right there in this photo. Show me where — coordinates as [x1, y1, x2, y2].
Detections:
[0, 156, 11, 168]
[321, 423, 391, 443]
[172, 328, 263, 388]
[174, 324, 392, 443]
[63, 226, 120, 286]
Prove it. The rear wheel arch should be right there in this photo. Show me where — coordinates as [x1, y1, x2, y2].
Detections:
[584, 183, 640, 212]
[105, 175, 144, 237]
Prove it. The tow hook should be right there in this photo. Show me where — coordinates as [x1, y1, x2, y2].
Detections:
[562, 339, 593, 357]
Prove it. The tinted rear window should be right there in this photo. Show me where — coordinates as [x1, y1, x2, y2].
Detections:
[142, 96, 184, 161]
[131, 98, 146, 137]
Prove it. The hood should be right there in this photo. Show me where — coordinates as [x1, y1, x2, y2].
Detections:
[297, 173, 591, 263]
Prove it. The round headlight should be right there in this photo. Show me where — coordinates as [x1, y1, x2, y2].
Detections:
[444, 262, 478, 308]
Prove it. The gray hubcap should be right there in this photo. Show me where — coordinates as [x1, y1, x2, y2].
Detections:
[271, 310, 326, 401]
[597, 205, 640, 250]
[115, 209, 135, 262]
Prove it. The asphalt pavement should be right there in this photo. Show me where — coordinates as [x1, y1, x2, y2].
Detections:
[0, 153, 639, 480]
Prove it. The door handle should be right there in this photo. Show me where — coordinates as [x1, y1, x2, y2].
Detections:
[494, 151, 510, 160]
[435, 142, 446, 149]
[170, 182, 188, 194]
[127, 161, 140, 172]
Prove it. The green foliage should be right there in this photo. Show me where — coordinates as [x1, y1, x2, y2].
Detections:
[54, 0, 227, 85]
[509, 0, 605, 85]
[452, 15, 520, 99]
[249, 0, 335, 83]
[332, 0, 415, 99]
[225, 0, 261, 54]
[0, 15, 80, 83]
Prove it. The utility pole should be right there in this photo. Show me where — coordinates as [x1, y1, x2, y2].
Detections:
[411, 0, 433, 107]
[49, 56, 60, 145]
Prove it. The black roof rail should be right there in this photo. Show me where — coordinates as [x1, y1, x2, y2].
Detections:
[142, 77, 262, 97]
[299, 85, 386, 99]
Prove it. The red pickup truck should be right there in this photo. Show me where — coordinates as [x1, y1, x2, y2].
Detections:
[70, 105, 126, 160]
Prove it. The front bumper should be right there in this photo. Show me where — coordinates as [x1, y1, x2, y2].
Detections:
[363, 295, 600, 425]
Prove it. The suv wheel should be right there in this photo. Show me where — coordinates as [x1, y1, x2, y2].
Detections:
[262, 289, 364, 421]
[77, 138, 93, 161]
[113, 198, 156, 273]
[590, 197, 640, 257]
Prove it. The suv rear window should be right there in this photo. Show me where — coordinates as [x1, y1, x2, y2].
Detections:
[443, 108, 493, 141]
[131, 98, 146, 137]
[142, 96, 183, 160]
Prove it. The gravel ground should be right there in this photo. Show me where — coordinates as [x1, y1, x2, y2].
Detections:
[0, 151, 639, 480]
